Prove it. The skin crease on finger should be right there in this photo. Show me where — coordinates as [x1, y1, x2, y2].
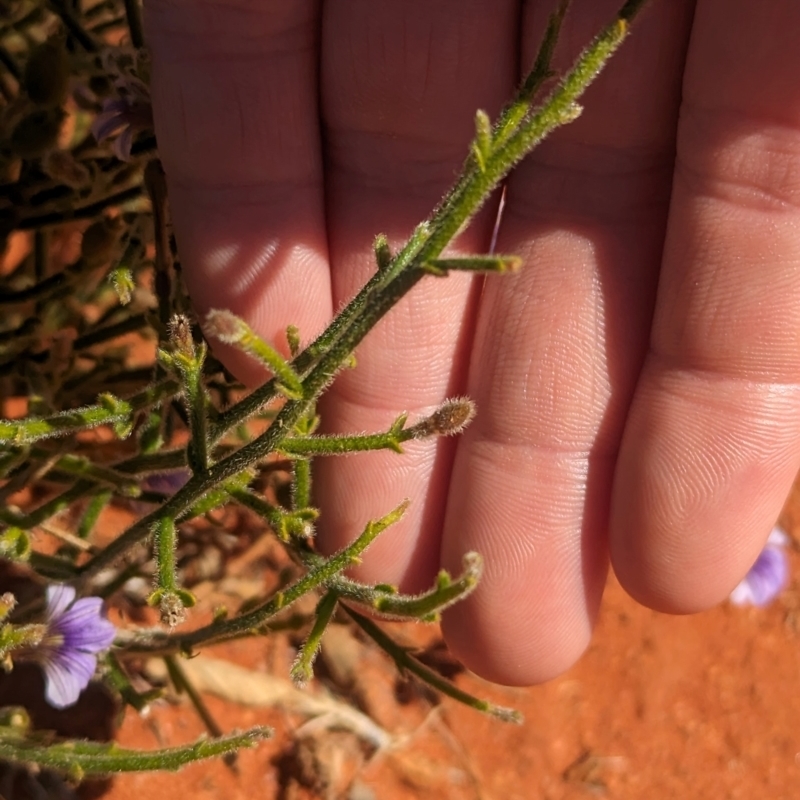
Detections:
[145, 0, 800, 688]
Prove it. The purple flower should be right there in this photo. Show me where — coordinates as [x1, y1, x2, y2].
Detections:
[142, 469, 190, 496]
[729, 527, 790, 608]
[36, 585, 116, 709]
[91, 76, 152, 161]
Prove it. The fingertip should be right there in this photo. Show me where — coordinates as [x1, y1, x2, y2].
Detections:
[611, 500, 784, 617]
[610, 366, 800, 614]
[441, 589, 596, 687]
[437, 439, 610, 687]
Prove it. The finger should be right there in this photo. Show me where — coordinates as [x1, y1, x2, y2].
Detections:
[312, 0, 518, 590]
[440, 0, 695, 684]
[610, 0, 800, 611]
[144, 0, 332, 379]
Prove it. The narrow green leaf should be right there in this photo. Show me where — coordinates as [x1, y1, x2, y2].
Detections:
[0, 726, 272, 775]
[205, 309, 303, 400]
[290, 591, 339, 686]
[423, 254, 521, 275]
[347, 608, 522, 723]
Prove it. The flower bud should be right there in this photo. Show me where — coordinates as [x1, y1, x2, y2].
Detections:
[408, 397, 476, 439]
[0, 593, 16, 622]
[168, 314, 195, 357]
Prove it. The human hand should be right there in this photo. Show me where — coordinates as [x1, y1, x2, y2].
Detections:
[144, 0, 800, 685]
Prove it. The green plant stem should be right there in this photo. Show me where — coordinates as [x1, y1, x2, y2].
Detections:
[346, 608, 522, 723]
[422, 254, 521, 275]
[0, 480, 93, 529]
[0, 259, 98, 307]
[78, 390, 318, 576]
[206, 310, 303, 399]
[77, 491, 112, 539]
[164, 656, 224, 739]
[280, 418, 408, 457]
[28, 552, 78, 580]
[46, 0, 99, 52]
[115, 447, 187, 475]
[213, 3, 634, 448]
[207, 226, 429, 443]
[489, 0, 569, 153]
[228, 486, 317, 541]
[290, 590, 338, 685]
[0, 726, 271, 776]
[50, 455, 141, 496]
[121, 502, 407, 654]
[18, 186, 143, 230]
[176, 352, 210, 473]
[208, 378, 280, 445]
[153, 517, 179, 596]
[0, 378, 177, 445]
[333, 553, 483, 621]
[74, 313, 152, 351]
[0, 447, 29, 479]
[178, 469, 252, 520]
[0, 399, 132, 444]
[299, 220, 433, 369]
[292, 457, 312, 509]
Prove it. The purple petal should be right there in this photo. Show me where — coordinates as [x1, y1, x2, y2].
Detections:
[112, 127, 134, 161]
[69, 621, 116, 652]
[102, 97, 131, 114]
[50, 648, 97, 684]
[43, 661, 81, 709]
[56, 599, 116, 652]
[91, 110, 124, 143]
[142, 471, 190, 495]
[730, 544, 789, 607]
[65, 622, 116, 652]
[112, 74, 151, 104]
[45, 585, 75, 621]
[126, 76, 150, 101]
[42, 650, 96, 709]
[56, 595, 104, 623]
